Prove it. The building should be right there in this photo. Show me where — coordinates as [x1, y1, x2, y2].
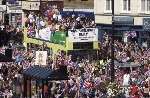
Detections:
[0, 0, 22, 27]
[64, 0, 94, 9]
[7, 0, 22, 27]
[94, 0, 150, 47]
[0, 0, 6, 24]
[63, 0, 94, 19]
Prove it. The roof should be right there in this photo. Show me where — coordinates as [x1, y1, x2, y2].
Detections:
[23, 66, 69, 80]
[23, 66, 51, 79]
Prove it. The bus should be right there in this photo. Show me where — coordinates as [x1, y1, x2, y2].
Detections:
[23, 28, 99, 61]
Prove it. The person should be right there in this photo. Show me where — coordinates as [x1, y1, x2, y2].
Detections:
[142, 81, 149, 98]
[130, 82, 141, 98]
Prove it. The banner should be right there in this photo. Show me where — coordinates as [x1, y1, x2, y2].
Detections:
[38, 27, 52, 41]
[35, 51, 47, 66]
[68, 28, 98, 42]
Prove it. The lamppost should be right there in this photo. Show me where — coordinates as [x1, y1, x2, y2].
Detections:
[38, 0, 41, 35]
[110, 0, 115, 82]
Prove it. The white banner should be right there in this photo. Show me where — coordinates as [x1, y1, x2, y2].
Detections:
[35, 51, 47, 66]
[22, 1, 40, 10]
[68, 28, 98, 42]
[38, 27, 51, 41]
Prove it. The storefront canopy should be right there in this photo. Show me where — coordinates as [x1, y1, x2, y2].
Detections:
[23, 66, 69, 80]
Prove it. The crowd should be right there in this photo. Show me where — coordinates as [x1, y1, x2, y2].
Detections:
[0, 36, 149, 98]
[0, 4, 149, 98]
[0, 24, 23, 47]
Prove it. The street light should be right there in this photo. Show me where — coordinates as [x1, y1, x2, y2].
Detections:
[110, 0, 115, 82]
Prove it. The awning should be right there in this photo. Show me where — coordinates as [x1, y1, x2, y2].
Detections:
[23, 66, 69, 80]
[23, 66, 52, 79]
[60, 11, 94, 18]
[114, 60, 142, 68]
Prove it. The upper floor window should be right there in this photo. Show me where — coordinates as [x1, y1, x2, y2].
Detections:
[147, 0, 150, 11]
[106, 0, 112, 11]
[141, 0, 146, 11]
[141, 0, 150, 12]
[123, 0, 130, 11]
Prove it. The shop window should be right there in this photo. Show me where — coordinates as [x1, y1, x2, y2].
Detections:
[73, 42, 93, 49]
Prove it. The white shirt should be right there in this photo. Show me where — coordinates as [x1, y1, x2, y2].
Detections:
[28, 14, 33, 19]
[123, 74, 130, 86]
[0, 25, 4, 30]
[0, 74, 3, 80]
[53, 14, 57, 19]
[0, 63, 2, 69]
[58, 14, 62, 21]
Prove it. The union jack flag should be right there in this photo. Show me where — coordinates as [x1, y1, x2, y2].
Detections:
[83, 80, 94, 89]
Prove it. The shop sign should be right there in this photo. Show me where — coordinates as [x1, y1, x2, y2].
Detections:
[0, 5, 6, 11]
[68, 28, 98, 42]
[7, 9, 22, 13]
[22, 1, 40, 10]
[114, 16, 134, 25]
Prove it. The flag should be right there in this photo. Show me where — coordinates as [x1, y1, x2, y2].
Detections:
[27, 27, 35, 34]
[130, 31, 137, 38]
[125, 31, 137, 38]
[83, 80, 93, 89]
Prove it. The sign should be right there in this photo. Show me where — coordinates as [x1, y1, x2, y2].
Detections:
[7, 9, 22, 13]
[22, 1, 40, 10]
[38, 27, 52, 41]
[143, 18, 150, 31]
[68, 28, 98, 42]
[0, 5, 6, 11]
[35, 51, 47, 66]
[114, 16, 134, 25]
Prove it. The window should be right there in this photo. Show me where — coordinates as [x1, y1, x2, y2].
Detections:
[123, 0, 130, 11]
[141, 0, 150, 13]
[147, 0, 150, 11]
[106, 0, 111, 11]
[141, 0, 146, 11]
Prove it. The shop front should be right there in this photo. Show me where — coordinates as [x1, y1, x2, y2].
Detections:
[97, 16, 150, 47]
[22, 66, 69, 98]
